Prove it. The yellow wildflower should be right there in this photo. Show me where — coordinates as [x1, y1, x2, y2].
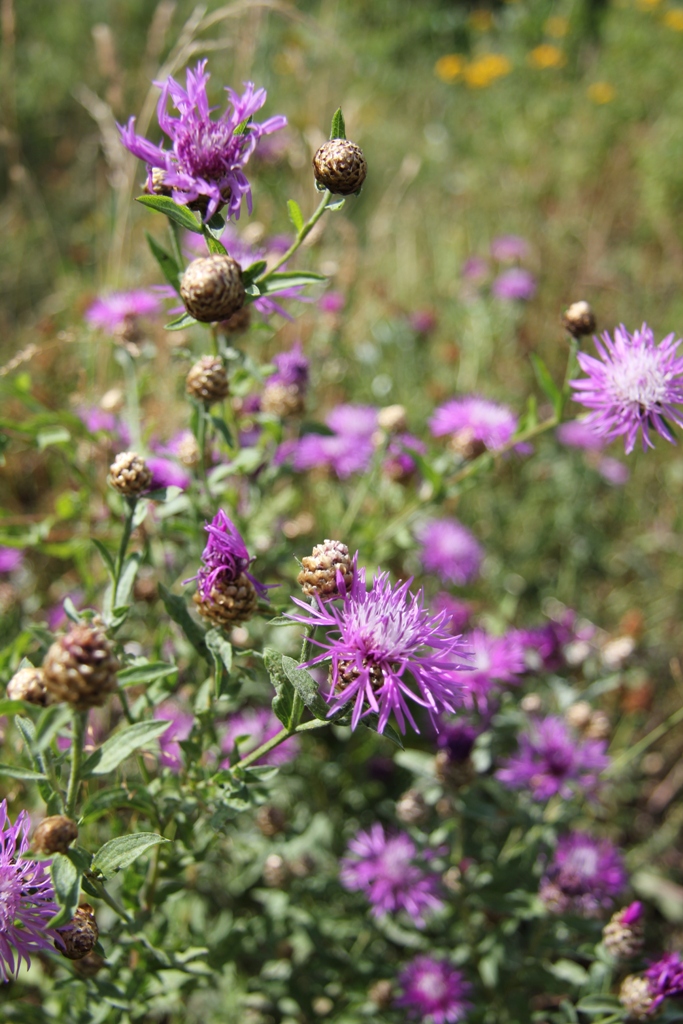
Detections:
[587, 81, 616, 104]
[463, 53, 512, 88]
[664, 8, 683, 29]
[528, 44, 567, 68]
[434, 54, 466, 83]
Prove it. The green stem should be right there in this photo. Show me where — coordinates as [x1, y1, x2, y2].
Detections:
[118, 690, 152, 785]
[234, 717, 329, 771]
[340, 437, 389, 537]
[119, 348, 142, 451]
[65, 710, 87, 819]
[605, 704, 683, 778]
[169, 219, 184, 275]
[256, 190, 332, 284]
[87, 876, 134, 925]
[112, 497, 137, 606]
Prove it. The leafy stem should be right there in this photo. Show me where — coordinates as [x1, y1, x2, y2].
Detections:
[256, 190, 333, 284]
[234, 717, 329, 772]
[65, 710, 87, 819]
[112, 497, 137, 603]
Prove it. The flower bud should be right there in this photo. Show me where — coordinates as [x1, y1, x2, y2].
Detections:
[564, 700, 592, 731]
[55, 904, 99, 960]
[220, 305, 251, 335]
[297, 540, 354, 600]
[261, 382, 305, 418]
[312, 139, 367, 195]
[603, 903, 645, 959]
[396, 788, 429, 826]
[562, 300, 596, 338]
[263, 853, 289, 888]
[108, 451, 152, 497]
[256, 805, 287, 837]
[42, 623, 119, 710]
[73, 951, 106, 977]
[585, 709, 611, 740]
[193, 573, 258, 629]
[377, 405, 407, 434]
[186, 355, 229, 404]
[449, 427, 487, 462]
[618, 975, 655, 1020]
[368, 980, 393, 1009]
[33, 815, 78, 855]
[6, 665, 51, 706]
[180, 255, 245, 323]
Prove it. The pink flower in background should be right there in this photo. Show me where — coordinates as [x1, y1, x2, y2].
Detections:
[220, 707, 299, 766]
[461, 256, 489, 282]
[430, 396, 518, 450]
[540, 832, 627, 916]
[147, 457, 191, 491]
[457, 629, 525, 708]
[416, 519, 483, 586]
[556, 419, 608, 451]
[0, 548, 23, 574]
[319, 291, 345, 314]
[154, 702, 194, 771]
[397, 956, 472, 1023]
[289, 404, 379, 479]
[490, 234, 530, 261]
[85, 290, 161, 335]
[432, 594, 472, 634]
[496, 716, 609, 801]
[492, 268, 537, 301]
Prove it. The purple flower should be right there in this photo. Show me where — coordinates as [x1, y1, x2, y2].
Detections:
[384, 433, 427, 480]
[431, 594, 472, 634]
[409, 309, 438, 335]
[119, 60, 287, 222]
[416, 519, 483, 586]
[287, 568, 469, 733]
[0, 800, 59, 982]
[461, 256, 489, 282]
[430, 396, 518, 450]
[490, 234, 530, 261]
[289, 405, 379, 479]
[220, 707, 299, 766]
[496, 716, 609, 801]
[540, 832, 627, 916]
[154, 701, 193, 772]
[436, 719, 479, 763]
[396, 956, 472, 1023]
[492, 268, 536, 302]
[0, 548, 23, 574]
[340, 824, 443, 925]
[570, 324, 683, 454]
[326, 404, 378, 436]
[319, 290, 345, 314]
[77, 406, 131, 447]
[597, 456, 630, 486]
[216, 227, 306, 319]
[147, 456, 191, 491]
[267, 342, 309, 389]
[85, 290, 161, 335]
[457, 629, 525, 709]
[645, 952, 683, 1009]
[185, 509, 268, 601]
[556, 419, 608, 451]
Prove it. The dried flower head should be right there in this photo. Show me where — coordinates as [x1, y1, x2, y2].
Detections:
[32, 816, 78, 856]
[180, 255, 245, 323]
[186, 354, 230, 404]
[396, 955, 472, 1023]
[571, 324, 683, 453]
[42, 622, 120, 710]
[0, 799, 59, 982]
[54, 904, 98, 960]
[313, 139, 367, 195]
[108, 451, 153, 497]
[119, 60, 287, 221]
[6, 665, 51, 706]
[562, 300, 596, 338]
[297, 539, 355, 600]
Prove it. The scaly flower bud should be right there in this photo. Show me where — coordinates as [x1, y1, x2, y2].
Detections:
[108, 451, 152, 497]
[313, 139, 367, 195]
[55, 904, 99, 960]
[180, 255, 245, 323]
[186, 355, 230, 405]
[32, 816, 78, 856]
[396, 788, 429, 826]
[619, 975, 655, 1020]
[562, 300, 597, 338]
[603, 902, 645, 959]
[297, 539, 354, 600]
[193, 574, 257, 628]
[42, 623, 119, 709]
[6, 665, 51, 706]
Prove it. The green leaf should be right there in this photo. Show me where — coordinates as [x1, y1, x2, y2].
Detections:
[575, 997, 622, 1015]
[241, 260, 268, 287]
[530, 353, 563, 418]
[158, 583, 209, 659]
[233, 116, 252, 137]
[329, 107, 346, 140]
[36, 426, 71, 450]
[281, 655, 329, 721]
[265, 647, 295, 728]
[0, 762, 47, 781]
[136, 194, 202, 233]
[165, 312, 198, 331]
[80, 785, 158, 823]
[205, 211, 226, 239]
[360, 715, 404, 749]
[145, 232, 181, 292]
[205, 629, 232, 674]
[545, 959, 589, 985]
[287, 199, 304, 233]
[210, 414, 233, 448]
[326, 196, 346, 212]
[115, 552, 140, 609]
[91, 539, 116, 579]
[48, 852, 81, 928]
[91, 832, 168, 879]
[0, 699, 30, 717]
[202, 228, 228, 256]
[117, 661, 178, 687]
[81, 720, 171, 777]
[256, 271, 326, 296]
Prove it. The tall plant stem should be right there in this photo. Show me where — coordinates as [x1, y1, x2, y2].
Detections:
[256, 190, 332, 284]
[65, 711, 87, 818]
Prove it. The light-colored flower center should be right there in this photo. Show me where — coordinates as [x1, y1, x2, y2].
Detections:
[414, 968, 449, 1001]
[566, 845, 599, 878]
[607, 346, 669, 411]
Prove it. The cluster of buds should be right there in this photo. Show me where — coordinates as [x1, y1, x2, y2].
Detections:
[313, 139, 367, 195]
[297, 539, 354, 600]
[562, 300, 596, 339]
[180, 255, 245, 323]
[186, 355, 230, 405]
[108, 451, 152, 497]
[6, 665, 52, 706]
[42, 622, 119, 710]
[618, 975, 655, 1020]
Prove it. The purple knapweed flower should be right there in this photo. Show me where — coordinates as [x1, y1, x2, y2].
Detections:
[119, 60, 287, 222]
[396, 956, 472, 1023]
[289, 404, 379, 479]
[436, 718, 479, 764]
[220, 707, 299, 767]
[430, 396, 518, 451]
[383, 433, 427, 481]
[457, 629, 525, 709]
[267, 342, 309, 390]
[492, 268, 536, 302]
[540, 832, 627, 916]
[77, 406, 131, 447]
[154, 702, 194, 772]
[461, 256, 489, 282]
[0, 548, 23, 574]
[490, 234, 530, 262]
[409, 308, 438, 335]
[556, 419, 608, 451]
[496, 716, 609, 801]
[185, 509, 268, 601]
[85, 290, 161, 336]
[319, 290, 345, 314]
[571, 324, 683, 454]
[416, 519, 483, 587]
[0, 800, 59, 982]
[597, 456, 630, 486]
[432, 594, 472, 635]
[340, 824, 443, 926]
[287, 567, 469, 733]
[645, 952, 683, 1010]
[147, 456, 191, 491]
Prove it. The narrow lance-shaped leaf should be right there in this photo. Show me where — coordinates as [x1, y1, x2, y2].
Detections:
[48, 853, 81, 928]
[158, 583, 209, 660]
[287, 199, 304, 233]
[136, 194, 202, 233]
[329, 107, 346, 140]
[281, 655, 330, 721]
[264, 647, 295, 728]
[91, 833, 169, 879]
[165, 312, 198, 332]
[81, 720, 171, 777]
[145, 232, 181, 292]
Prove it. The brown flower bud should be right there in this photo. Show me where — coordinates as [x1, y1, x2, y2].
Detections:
[193, 573, 257, 629]
[377, 404, 407, 434]
[42, 623, 119, 710]
[220, 305, 251, 335]
[396, 788, 429, 826]
[6, 665, 51, 706]
[261, 382, 305, 418]
[108, 451, 152, 497]
[618, 975, 655, 1020]
[33, 815, 78, 855]
[262, 853, 289, 888]
[368, 980, 393, 1009]
[297, 540, 353, 600]
[55, 904, 99, 960]
[312, 139, 367, 195]
[180, 255, 245, 323]
[186, 355, 229, 405]
[256, 805, 287, 837]
[562, 300, 596, 338]
[585, 709, 611, 740]
[73, 951, 106, 977]
[449, 427, 487, 461]
[564, 700, 592, 731]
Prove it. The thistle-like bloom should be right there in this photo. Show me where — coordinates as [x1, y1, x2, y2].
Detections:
[267, 342, 309, 391]
[0, 800, 59, 982]
[85, 290, 161, 335]
[340, 824, 443, 926]
[429, 396, 518, 451]
[154, 702, 194, 772]
[119, 60, 287, 221]
[185, 509, 268, 601]
[496, 716, 609, 801]
[431, 594, 472, 635]
[570, 324, 683, 453]
[287, 568, 469, 733]
[540, 832, 627, 916]
[416, 519, 483, 586]
[396, 956, 472, 1023]
[289, 404, 379, 479]
[645, 952, 683, 1010]
[456, 630, 525, 709]
[492, 268, 536, 301]
[147, 457, 191, 491]
[490, 234, 530, 262]
[0, 547, 23, 574]
[220, 707, 299, 767]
